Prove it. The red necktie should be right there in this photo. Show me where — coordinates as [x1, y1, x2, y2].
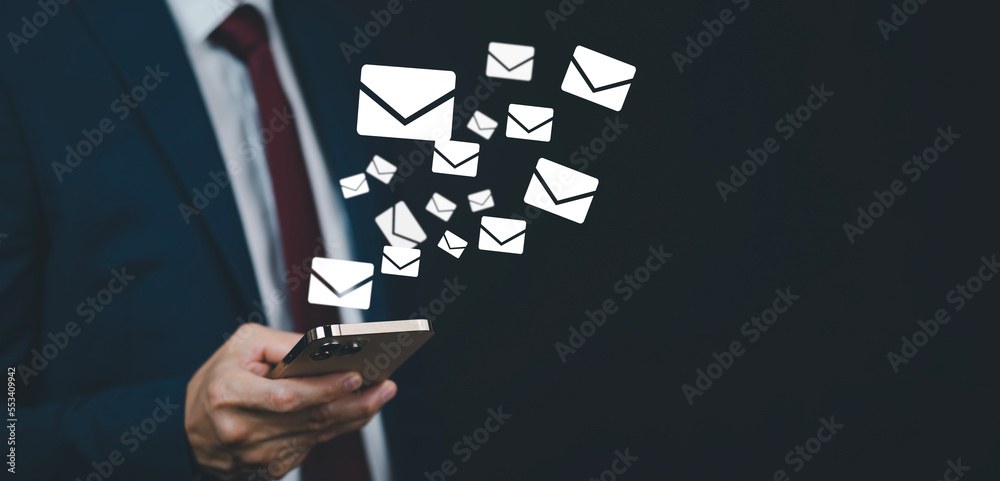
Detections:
[211, 6, 372, 481]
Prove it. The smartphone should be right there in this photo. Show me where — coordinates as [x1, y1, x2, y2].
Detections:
[267, 319, 433, 388]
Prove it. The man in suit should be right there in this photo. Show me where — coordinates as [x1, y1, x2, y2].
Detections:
[0, 1, 421, 479]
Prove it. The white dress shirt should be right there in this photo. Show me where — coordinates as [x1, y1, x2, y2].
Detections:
[163, 1, 391, 480]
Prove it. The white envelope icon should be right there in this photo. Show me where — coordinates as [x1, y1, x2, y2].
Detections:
[375, 201, 427, 248]
[486, 42, 534, 81]
[307, 257, 373, 309]
[431, 140, 480, 177]
[366, 155, 397, 184]
[438, 230, 467, 259]
[381, 246, 420, 277]
[357, 64, 455, 141]
[467, 111, 498, 140]
[339, 173, 369, 199]
[478, 216, 525, 255]
[561, 45, 636, 111]
[468, 189, 494, 213]
[506, 104, 553, 142]
[524, 158, 599, 224]
[426, 192, 456, 222]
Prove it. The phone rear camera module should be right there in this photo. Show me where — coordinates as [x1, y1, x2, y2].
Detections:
[310, 341, 341, 361]
[335, 339, 368, 357]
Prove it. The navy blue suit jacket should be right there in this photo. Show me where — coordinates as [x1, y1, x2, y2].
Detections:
[0, 1, 432, 479]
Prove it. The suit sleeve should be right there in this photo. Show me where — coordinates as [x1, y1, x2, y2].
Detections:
[0, 77, 200, 480]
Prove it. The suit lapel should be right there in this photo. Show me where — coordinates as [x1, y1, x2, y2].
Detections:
[73, 0, 261, 313]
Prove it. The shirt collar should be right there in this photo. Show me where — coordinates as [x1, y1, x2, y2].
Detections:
[165, 0, 275, 46]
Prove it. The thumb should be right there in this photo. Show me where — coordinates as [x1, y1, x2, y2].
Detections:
[228, 323, 305, 366]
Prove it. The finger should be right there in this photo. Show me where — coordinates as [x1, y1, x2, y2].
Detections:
[225, 323, 306, 366]
[234, 381, 396, 444]
[245, 361, 270, 378]
[313, 383, 399, 443]
[293, 380, 396, 430]
[215, 369, 364, 413]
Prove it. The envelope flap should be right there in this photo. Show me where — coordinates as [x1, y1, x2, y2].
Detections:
[340, 173, 367, 189]
[508, 104, 554, 130]
[370, 155, 397, 174]
[488, 42, 535, 69]
[468, 189, 492, 204]
[443, 231, 468, 249]
[391, 201, 427, 242]
[481, 217, 526, 244]
[311, 257, 373, 293]
[383, 246, 421, 266]
[361, 65, 456, 118]
[434, 140, 480, 162]
[536, 158, 599, 200]
[472, 111, 498, 130]
[572, 46, 636, 89]
[431, 193, 456, 211]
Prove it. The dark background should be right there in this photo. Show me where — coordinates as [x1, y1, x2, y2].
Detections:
[330, 0, 1000, 479]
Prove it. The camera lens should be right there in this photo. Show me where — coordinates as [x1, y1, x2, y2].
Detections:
[335, 339, 367, 357]
[310, 341, 340, 361]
